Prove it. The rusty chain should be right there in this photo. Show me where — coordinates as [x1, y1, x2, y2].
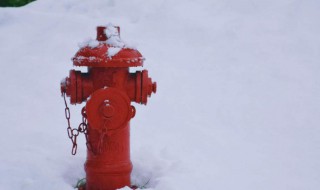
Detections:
[62, 92, 90, 155]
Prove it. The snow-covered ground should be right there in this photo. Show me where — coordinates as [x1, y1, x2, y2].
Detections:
[1, 0, 320, 189]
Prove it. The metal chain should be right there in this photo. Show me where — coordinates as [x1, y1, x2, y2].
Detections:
[62, 92, 89, 155]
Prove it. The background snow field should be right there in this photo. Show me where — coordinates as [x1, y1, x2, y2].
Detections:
[1, 0, 320, 189]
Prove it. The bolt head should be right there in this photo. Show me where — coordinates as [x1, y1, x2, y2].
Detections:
[102, 103, 115, 118]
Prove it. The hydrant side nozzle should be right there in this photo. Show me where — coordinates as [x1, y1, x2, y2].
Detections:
[152, 82, 157, 93]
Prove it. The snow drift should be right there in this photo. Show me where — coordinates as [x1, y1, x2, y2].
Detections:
[0, 0, 319, 189]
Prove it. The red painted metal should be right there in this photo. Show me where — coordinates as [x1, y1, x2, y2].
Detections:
[61, 25, 156, 190]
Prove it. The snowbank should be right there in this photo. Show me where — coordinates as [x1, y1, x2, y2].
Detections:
[0, 0, 320, 190]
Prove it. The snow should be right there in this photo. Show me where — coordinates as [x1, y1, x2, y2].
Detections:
[104, 23, 120, 39]
[107, 47, 122, 58]
[77, 24, 130, 58]
[104, 23, 126, 48]
[104, 23, 138, 58]
[1, 0, 320, 190]
[78, 38, 100, 49]
[75, 56, 99, 62]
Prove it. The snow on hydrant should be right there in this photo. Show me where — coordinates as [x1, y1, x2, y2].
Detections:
[60, 24, 157, 190]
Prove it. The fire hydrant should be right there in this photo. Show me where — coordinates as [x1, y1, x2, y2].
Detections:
[60, 24, 156, 190]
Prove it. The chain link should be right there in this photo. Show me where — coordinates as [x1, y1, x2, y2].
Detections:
[62, 92, 111, 155]
[62, 92, 89, 155]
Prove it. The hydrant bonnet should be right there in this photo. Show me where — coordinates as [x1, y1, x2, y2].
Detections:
[73, 26, 144, 67]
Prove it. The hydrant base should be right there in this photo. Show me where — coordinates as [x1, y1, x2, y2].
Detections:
[77, 182, 139, 190]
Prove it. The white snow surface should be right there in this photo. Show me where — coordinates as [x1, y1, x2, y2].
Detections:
[107, 47, 122, 58]
[1, 0, 320, 190]
[104, 23, 129, 58]
[78, 38, 100, 49]
[104, 23, 126, 48]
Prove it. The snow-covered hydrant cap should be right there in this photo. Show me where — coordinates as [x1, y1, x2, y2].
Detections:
[73, 24, 145, 68]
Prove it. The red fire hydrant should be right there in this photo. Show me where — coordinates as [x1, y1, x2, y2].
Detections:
[60, 24, 156, 190]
